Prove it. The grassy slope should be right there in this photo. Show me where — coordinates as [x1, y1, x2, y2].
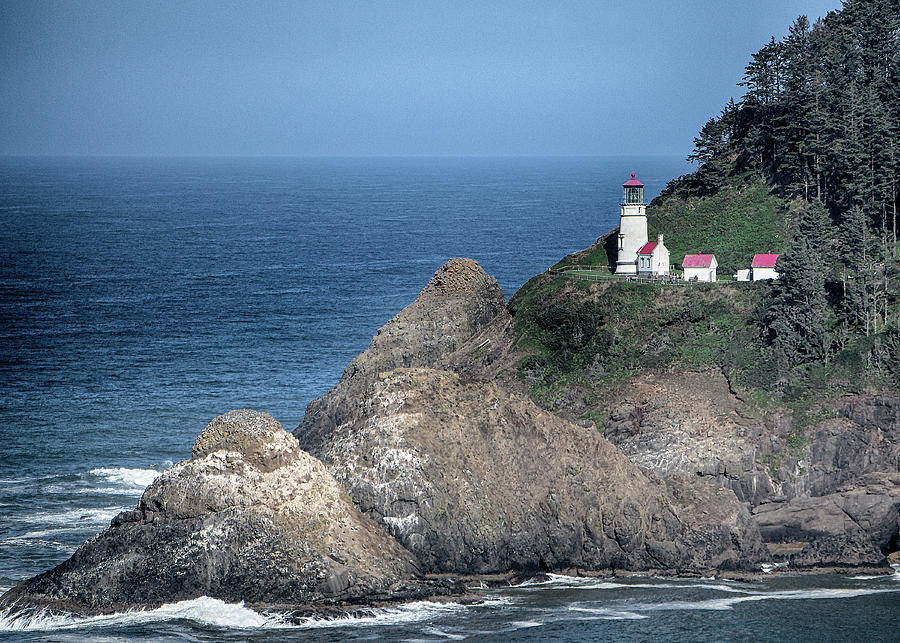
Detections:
[508, 273, 769, 420]
[553, 172, 788, 276]
[648, 172, 788, 275]
[509, 168, 895, 427]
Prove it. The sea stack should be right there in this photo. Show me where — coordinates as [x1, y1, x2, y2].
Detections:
[0, 410, 451, 616]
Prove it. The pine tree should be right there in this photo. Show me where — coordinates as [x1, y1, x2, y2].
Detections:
[840, 205, 882, 335]
[766, 201, 834, 373]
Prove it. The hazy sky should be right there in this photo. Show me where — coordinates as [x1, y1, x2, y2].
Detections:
[0, 0, 841, 157]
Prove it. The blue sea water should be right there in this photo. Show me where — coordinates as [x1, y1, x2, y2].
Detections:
[1, 156, 898, 641]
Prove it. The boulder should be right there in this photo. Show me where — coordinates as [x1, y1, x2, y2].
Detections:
[0, 410, 444, 615]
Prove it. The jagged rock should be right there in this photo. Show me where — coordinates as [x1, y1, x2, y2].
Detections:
[299, 367, 763, 573]
[602, 370, 775, 505]
[341, 257, 506, 385]
[0, 410, 446, 615]
[296, 261, 765, 574]
[601, 372, 900, 568]
[303, 257, 508, 448]
[752, 473, 900, 568]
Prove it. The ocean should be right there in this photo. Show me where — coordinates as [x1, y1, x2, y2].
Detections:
[1, 156, 897, 641]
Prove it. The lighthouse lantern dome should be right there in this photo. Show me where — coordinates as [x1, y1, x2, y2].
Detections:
[623, 172, 644, 205]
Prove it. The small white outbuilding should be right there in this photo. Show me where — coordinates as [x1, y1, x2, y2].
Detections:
[682, 253, 718, 282]
[750, 254, 779, 281]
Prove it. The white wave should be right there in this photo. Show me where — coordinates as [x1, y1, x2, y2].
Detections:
[514, 574, 620, 590]
[635, 586, 900, 612]
[508, 620, 543, 628]
[515, 575, 750, 594]
[508, 577, 557, 588]
[76, 486, 145, 496]
[20, 507, 121, 528]
[0, 596, 295, 632]
[418, 625, 466, 639]
[0, 536, 76, 553]
[545, 573, 587, 584]
[0, 477, 39, 486]
[89, 467, 160, 489]
[627, 582, 751, 594]
[296, 600, 467, 629]
[568, 606, 648, 620]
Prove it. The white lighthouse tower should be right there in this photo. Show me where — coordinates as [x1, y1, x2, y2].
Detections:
[615, 172, 648, 275]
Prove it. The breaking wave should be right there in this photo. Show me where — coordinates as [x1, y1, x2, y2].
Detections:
[0, 597, 296, 631]
[0, 598, 480, 633]
[88, 466, 165, 492]
[629, 586, 900, 612]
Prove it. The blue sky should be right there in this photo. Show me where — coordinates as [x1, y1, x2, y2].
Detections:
[0, 0, 842, 157]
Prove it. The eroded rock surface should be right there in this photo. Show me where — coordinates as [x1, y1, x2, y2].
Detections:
[601, 370, 900, 566]
[605, 371, 770, 504]
[1, 410, 441, 615]
[302, 367, 763, 573]
[752, 473, 900, 568]
[297, 260, 765, 574]
[303, 258, 509, 449]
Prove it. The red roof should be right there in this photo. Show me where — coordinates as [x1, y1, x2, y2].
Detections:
[623, 172, 644, 187]
[637, 242, 658, 255]
[682, 253, 715, 268]
[751, 253, 779, 268]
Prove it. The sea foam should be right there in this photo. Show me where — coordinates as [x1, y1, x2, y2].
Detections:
[89, 467, 161, 490]
[0, 596, 295, 632]
[631, 586, 900, 612]
[0, 598, 475, 633]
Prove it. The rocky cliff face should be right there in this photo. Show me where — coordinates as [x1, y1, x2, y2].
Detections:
[602, 371, 900, 568]
[1, 410, 448, 615]
[303, 257, 508, 446]
[296, 259, 766, 574]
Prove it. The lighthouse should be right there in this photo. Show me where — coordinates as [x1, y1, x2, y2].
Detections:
[615, 172, 648, 275]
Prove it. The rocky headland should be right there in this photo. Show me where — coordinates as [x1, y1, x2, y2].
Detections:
[297, 258, 765, 575]
[3, 256, 897, 618]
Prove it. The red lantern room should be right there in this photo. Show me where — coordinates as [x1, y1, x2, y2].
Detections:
[623, 172, 644, 206]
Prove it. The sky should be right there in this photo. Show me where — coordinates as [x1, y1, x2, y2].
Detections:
[0, 0, 843, 157]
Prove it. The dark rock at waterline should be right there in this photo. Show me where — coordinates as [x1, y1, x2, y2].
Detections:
[753, 472, 900, 568]
[599, 369, 900, 566]
[0, 410, 448, 615]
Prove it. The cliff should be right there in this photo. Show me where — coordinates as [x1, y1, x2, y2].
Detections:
[297, 258, 765, 575]
[506, 266, 900, 569]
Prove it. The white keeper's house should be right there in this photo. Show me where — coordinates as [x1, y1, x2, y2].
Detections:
[637, 234, 670, 277]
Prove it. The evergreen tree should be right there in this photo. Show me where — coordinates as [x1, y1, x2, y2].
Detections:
[766, 201, 834, 374]
[667, 0, 900, 390]
[840, 205, 882, 335]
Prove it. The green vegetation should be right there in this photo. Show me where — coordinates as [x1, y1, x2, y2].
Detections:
[648, 171, 786, 275]
[511, 0, 899, 418]
[681, 0, 900, 386]
[510, 275, 764, 399]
